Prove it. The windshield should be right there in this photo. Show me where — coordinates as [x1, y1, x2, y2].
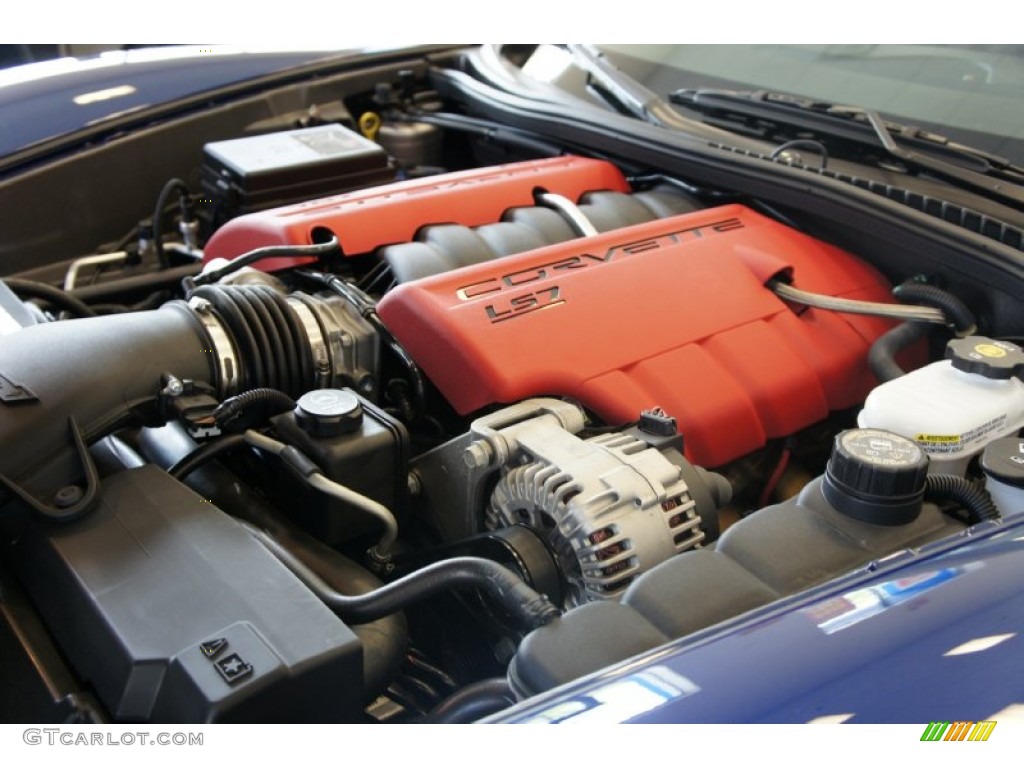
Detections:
[525, 44, 1024, 164]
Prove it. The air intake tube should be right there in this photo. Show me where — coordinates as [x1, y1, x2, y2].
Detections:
[0, 284, 377, 520]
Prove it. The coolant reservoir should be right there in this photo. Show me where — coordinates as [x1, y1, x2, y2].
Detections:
[858, 337, 1024, 475]
[981, 437, 1024, 517]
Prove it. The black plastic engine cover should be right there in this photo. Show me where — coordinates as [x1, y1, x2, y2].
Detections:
[1, 465, 362, 722]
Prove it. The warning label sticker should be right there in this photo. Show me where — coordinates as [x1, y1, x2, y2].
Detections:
[915, 415, 1007, 454]
[914, 434, 959, 444]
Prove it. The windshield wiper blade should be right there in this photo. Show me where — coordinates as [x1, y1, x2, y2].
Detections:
[671, 88, 1024, 210]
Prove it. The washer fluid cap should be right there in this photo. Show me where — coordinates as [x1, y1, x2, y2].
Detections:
[295, 388, 363, 437]
[946, 336, 1024, 380]
[823, 428, 928, 526]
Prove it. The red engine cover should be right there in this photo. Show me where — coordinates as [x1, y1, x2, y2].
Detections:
[377, 204, 898, 467]
[203, 156, 630, 271]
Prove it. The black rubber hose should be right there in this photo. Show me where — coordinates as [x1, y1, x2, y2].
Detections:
[235, 289, 282, 390]
[266, 288, 314, 389]
[925, 474, 1000, 524]
[167, 433, 248, 480]
[894, 282, 977, 335]
[249, 288, 302, 396]
[88, 290, 173, 315]
[248, 528, 559, 631]
[190, 284, 315, 396]
[425, 678, 516, 724]
[377, 317, 427, 420]
[192, 285, 261, 390]
[868, 321, 929, 382]
[227, 287, 276, 387]
[191, 237, 341, 287]
[284, 532, 408, 700]
[3, 278, 98, 318]
[70, 263, 200, 304]
[153, 178, 191, 270]
[214, 388, 296, 430]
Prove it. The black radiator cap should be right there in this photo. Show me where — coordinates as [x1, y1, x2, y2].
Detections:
[823, 428, 929, 525]
[295, 388, 364, 437]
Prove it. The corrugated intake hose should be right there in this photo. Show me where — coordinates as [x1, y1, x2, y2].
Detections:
[189, 284, 315, 396]
[425, 678, 516, 723]
[247, 524, 560, 631]
[925, 474, 1000, 524]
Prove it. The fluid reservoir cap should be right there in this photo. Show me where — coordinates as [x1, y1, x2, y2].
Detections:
[946, 336, 1024, 380]
[295, 388, 363, 437]
[980, 436, 1024, 488]
[823, 428, 928, 525]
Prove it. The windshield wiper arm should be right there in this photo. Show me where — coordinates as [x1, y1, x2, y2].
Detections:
[561, 46, 762, 147]
[671, 88, 1024, 210]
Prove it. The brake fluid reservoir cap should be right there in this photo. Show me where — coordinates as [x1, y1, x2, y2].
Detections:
[946, 336, 1024, 380]
[823, 428, 928, 526]
[295, 388, 363, 437]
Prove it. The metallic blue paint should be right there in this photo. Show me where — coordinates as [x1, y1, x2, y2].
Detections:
[0, 48, 352, 157]
[496, 520, 1024, 724]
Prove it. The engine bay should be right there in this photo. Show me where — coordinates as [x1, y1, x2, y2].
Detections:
[2, 58, 1022, 724]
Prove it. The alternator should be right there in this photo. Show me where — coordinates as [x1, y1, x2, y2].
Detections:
[482, 404, 728, 606]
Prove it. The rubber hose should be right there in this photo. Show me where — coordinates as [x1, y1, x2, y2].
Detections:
[190, 284, 314, 396]
[237, 286, 308, 394]
[214, 388, 297, 429]
[249, 529, 560, 631]
[426, 678, 516, 724]
[225, 287, 276, 386]
[69, 263, 200, 304]
[192, 237, 340, 287]
[4, 277, 98, 318]
[193, 285, 264, 390]
[153, 178, 190, 269]
[868, 321, 929, 382]
[247, 290, 301, 395]
[925, 474, 1000, 524]
[238, 289, 283, 390]
[894, 282, 977, 335]
[136, 422, 407, 700]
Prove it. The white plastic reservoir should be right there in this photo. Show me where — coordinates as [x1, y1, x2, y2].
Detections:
[858, 343, 1024, 476]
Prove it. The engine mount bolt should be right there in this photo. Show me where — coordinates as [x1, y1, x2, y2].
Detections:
[463, 440, 493, 469]
[407, 471, 422, 496]
[54, 485, 83, 509]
